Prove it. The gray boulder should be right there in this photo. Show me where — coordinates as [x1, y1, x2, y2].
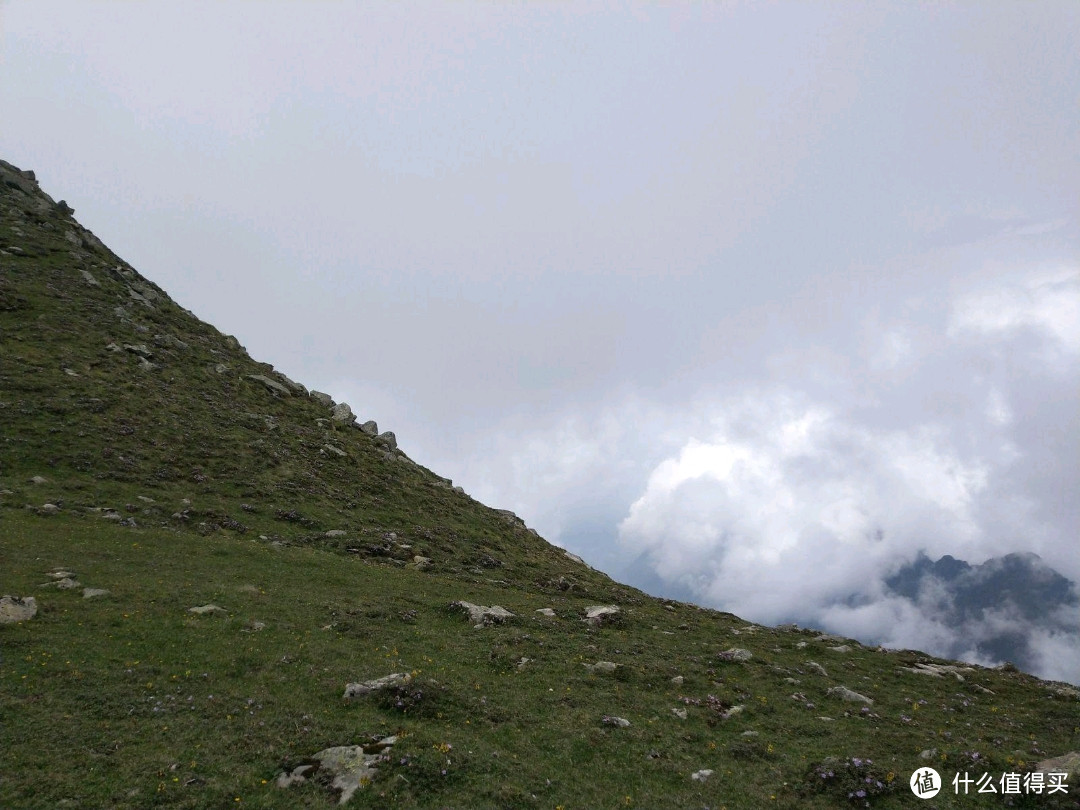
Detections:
[451, 601, 514, 628]
[331, 403, 356, 425]
[584, 661, 620, 674]
[583, 605, 620, 627]
[311, 391, 334, 407]
[188, 604, 227, 616]
[375, 431, 397, 450]
[343, 673, 412, 699]
[247, 374, 292, 397]
[0, 596, 37, 623]
[359, 420, 378, 436]
[277, 736, 398, 805]
[827, 685, 874, 704]
[1034, 751, 1080, 782]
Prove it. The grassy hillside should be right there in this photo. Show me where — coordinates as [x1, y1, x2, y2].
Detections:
[2, 159, 1077, 809]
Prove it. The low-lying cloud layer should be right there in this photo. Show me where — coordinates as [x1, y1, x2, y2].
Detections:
[432, 266, 1080, 685]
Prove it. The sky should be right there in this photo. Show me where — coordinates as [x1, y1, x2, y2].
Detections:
[2, 1, 1078, 682]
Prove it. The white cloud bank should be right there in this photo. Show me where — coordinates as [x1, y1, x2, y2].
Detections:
[616, 268, 1079, 683]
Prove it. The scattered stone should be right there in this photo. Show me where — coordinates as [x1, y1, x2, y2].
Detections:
[672, 708, 688, 720]
[325, 530, 348, 538]
[602, 716, 631, 728]
[30, 475, 48, 485]
[0, 596, 37, 623]
[47, 570, 76, 580]
[898, 662, 973, 681]
[671, 675, 684, 686]
[583, 605, 620, 627]
[412, 556, 432, 571]
[277, 736, 398, 805]
[919, 748, 938, 760]
[717, 648, 753, 662]
[722, 705, 745, 719]
[451, 601, 514, 628]
[343, 673, 412, 699]
[374, 431, 397, 450]
[690, 769, 714, 782]
[331, 403, 356, 425]
[311, 391, 334, 407]
[122, 343, 153, 359]
[359, 420, 378, 437]
[805, 661, 828, 677]
[63, 367, 79, 377]
[584, 661, 620, 674]
[82, 588, 110, 599]
[214, 363, 229, 374]
[826, 686, 874, 705]
[534, 608, 556, 618]
[244, 620, 267, 632]
[153, 333, 189, 350]
[41, 577, 80, 590]
[188, 604, 227, 616]
[322, 444, 346, 458]
[40, 503, 60, 515]
[247, 374, 292, 397]
[741, 730, 759, 737]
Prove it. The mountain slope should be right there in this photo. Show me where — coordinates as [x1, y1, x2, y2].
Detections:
[2, 159, 1078, 809]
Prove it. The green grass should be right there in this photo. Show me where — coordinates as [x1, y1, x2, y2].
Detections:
[3, 511, 1077, 809]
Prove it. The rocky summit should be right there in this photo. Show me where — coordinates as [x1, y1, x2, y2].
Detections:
[1, 159, 1077, 809]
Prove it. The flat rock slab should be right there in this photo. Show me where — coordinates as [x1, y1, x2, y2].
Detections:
[602, 715, 631, 727]
[343, 673, 412, 699]
[691, 769, 714, 782]
[717, 648, 753, 662]
[827, 685, 874, 704]
[451, 601, 514, 628]
[188, 604, 227, 616]
[0, 596, 37, 623]
[82, 588, 110, 599]
[277, 736, 397, 805]
[898, 662, 973, 681]
[40, 577, 80, 590]
[584, 661, 620, 674]
[247, 374, 292, 396]
[535, 608, 556, 617]
[583, 605, 620, 626]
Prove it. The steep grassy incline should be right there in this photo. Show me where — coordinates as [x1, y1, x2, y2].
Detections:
[2, 160, 1077, 809]
[0, 158, 617, 599]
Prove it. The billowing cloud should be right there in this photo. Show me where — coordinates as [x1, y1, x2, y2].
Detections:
[614, 269, 1079, 682]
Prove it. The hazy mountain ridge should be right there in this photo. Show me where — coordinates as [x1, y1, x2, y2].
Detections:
[884, 551, 1080, 673]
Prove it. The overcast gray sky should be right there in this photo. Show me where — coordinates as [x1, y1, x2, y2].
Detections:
[3, 1, 1078, 681]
